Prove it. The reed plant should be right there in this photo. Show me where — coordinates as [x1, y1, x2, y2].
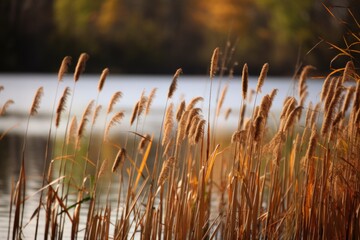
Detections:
[2, 13, 360, 239]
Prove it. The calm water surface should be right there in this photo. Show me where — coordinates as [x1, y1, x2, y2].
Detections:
[0, 74, 324, 238]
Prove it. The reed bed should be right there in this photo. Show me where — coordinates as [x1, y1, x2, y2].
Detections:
[2, 44, 360, 239]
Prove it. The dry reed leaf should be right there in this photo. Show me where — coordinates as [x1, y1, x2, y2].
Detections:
[74, 53, 89, 82]
[168, 68, 182, 99]
[242, 63, 248, 100]
[55, 87, 71, 127]
[210, 47, 219, 78]
[0, 99, 14, 116]
[30, 87, 44, 116]
[58, 56, 72, 82]
[98, 68, 109, 92]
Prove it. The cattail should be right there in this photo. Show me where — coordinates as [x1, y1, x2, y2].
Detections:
[320, 75, 332, 101]
[193, 119, 206, 144]
[242, 63, 248, 100]
[216, 84, 228, 116]
[107, 91, 123, 114]
[210, 47, 219, 78]
[145, 88, 157, 115]
[253, 115, 264, 142]
[58, 56, 72, 82]
[92, 105, 102, 125]
[0, 99, 14, 116]
[342, 86, 356, 114]
[224, 108, 232, 120]
[305, 127, 317, 161]
[162, 103, 174, 146]
[55, 87, 71, 127]
[168, 68, 182, 99]
[67, 116, 77, 145]
[105, 111, 125, 139]
[74, 53, 89, 82]
[77, 100, 95, 146]
[97, 68, 109, 92]
[186, 96, 204, 111]
[256, 63, 269, 93]
[176, 100, 186, 122]
[112, 148, 126, 173]
[157, 157, 175, 186]
[283, 106, 302, 131]
[341, 61, 355, 83]
[130, 101, 139, 126]
[298, 65, 314, 97]
[30, 87, 44, 116]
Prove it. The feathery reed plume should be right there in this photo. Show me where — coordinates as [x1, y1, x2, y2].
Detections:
[67, 116, 78, 145]
[168, 68, 182, 99]
[283, 106, 302, 131]
[186, 96, 204, 111]
[253, 115, 264, 142]
[320, 75, 331, 101]
[74, 53, 89, 82]
[130, 101, 139, 126]
[305, 127, 317, 161]
[98, 68, 109, 92]
[186, 108, 201, 135]
[137, 94, 148, 117]
[138, 134, 150, 153]
[107, 91, 123, 114]
[105, 111, 125, 139]
[298, 65, 314, 97]
[216, 84, 228, 116]
[157, 157, 175, 186]
[0, 99, 14, 116]
[193, 119, 206, 144]
[92, 105, 102, 125]
[162, 103, 174, 146]
[321, 87, 343, 136]
[256, 63, 269, 93]
[210, 47, 219, 78]
[145, 88, 157, 115]
[30, 87, 44, 116]
[342, 86, 355, 114]
[176, 100, 186, 122]
[97, 158, 108, 179]
[58, 56, 72, 82]
[188, 115, 201, 140]
[242, 63, 248, 100]
[112, 148, 126, 173]
[342, 61, 355, 83]
[176, 110, 189, 145]
[55, 87, 71, 127]
[76, 100, 95, 147]
[225, 108, 232, 120]
[323, 77, 337, 111]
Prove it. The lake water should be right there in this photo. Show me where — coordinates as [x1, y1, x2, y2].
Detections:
[0, 74, 324, 239]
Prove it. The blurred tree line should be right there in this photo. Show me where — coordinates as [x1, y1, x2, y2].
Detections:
[0, 0, 358, 74]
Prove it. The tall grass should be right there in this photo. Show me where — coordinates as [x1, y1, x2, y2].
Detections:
[2, 18, 360, 239]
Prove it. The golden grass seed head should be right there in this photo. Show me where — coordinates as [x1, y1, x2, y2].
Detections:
[58, 56, 72, 82]
[157, 157, 175, 186]
[105, 111, 125, 140]
[162, 103, 174, 146]
[145, 88, 157, 115]
[112, 148, 126, 173]
[210, 47, 219, 78]
[92, 105, 102, 125]
[30, 87, 44, 116]
[74, 53, 89, 82]
[55, 87, 71, 127]
[216, 84, 228, 116]
[242, 63, 248, 100]
[67, 116, 77, 145]
[107, 91, 123, 114]
[342, 86, 356, 115]
[176, 100, 186, 122]
[256, 63, 269, 93]
[97, 68, 109, 92]
[0, 99, 14, 116]
[168, 68, 182, 99]
[186, 96, 204, 111]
